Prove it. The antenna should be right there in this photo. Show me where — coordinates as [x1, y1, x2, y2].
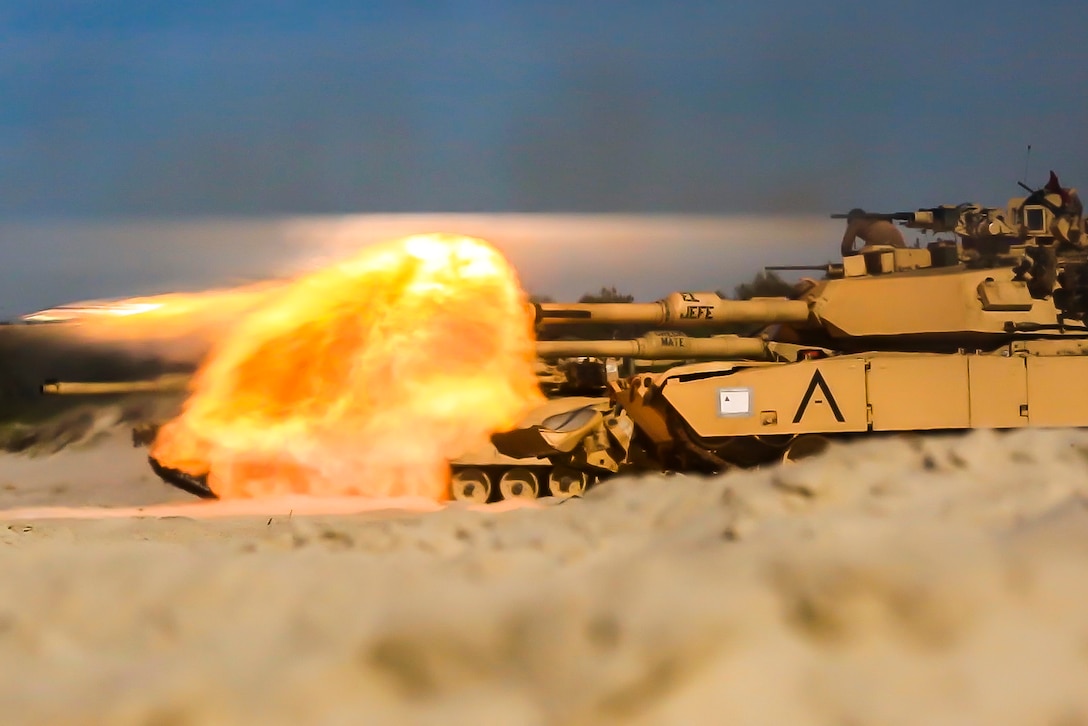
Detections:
[1023, 144, 1032, 183]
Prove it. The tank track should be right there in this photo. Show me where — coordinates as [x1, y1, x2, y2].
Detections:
[449, 464, 601, 503]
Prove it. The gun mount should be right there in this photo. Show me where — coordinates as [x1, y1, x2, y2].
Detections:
[833, 170, 1084, 262]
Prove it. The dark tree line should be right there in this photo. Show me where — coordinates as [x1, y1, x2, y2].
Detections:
[725, 270, 797, 301]
[529, 269, 798, 307]
[577, 286, 635, 304]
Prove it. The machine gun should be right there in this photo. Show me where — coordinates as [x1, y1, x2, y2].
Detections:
[832, 204, 1017, 244]
[831, 205, 970, 234]
[833, 172, 1084, 251]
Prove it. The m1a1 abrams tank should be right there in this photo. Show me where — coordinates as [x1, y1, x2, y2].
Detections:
[448, 171, 1088, 501]
[43, 172, 1088, 503]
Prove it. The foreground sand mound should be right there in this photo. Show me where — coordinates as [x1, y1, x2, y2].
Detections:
[1, 428, 1088, 724]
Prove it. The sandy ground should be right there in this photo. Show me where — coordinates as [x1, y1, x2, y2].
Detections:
[1, 424, 1088, 725]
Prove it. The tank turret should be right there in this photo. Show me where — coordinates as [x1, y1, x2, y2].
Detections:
[526, 173, 1088, 349]
[533, 252, 1085, 349]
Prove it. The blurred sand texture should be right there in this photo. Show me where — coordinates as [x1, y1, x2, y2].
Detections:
[1, 425, 1088, 725]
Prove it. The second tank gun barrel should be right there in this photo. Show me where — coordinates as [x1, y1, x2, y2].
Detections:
[536, 333, 771, 360]
[40, 374, 191, 396]
[534, 292, 810, 328]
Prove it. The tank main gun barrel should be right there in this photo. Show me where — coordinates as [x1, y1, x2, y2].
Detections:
[536, 333, 771, 360]
[534, 292, 810, 328]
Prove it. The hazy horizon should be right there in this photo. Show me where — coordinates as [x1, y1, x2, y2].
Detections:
[0, 213, 852, 318]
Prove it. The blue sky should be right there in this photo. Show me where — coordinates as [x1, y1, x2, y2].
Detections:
[1, 0, 1087, 216]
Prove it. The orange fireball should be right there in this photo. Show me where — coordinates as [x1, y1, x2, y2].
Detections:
[149, 234, 543, 500]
